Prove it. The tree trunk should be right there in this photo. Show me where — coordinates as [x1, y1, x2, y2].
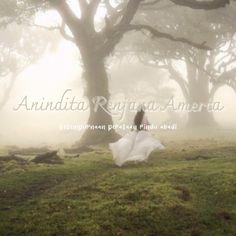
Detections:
[0, 73, 17, 110]
[76, 51, 120, 146]
[187, 109, 216, 127]
[186, 64, 217, 127]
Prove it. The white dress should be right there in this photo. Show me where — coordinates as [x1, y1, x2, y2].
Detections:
[109, 116, 165, 167]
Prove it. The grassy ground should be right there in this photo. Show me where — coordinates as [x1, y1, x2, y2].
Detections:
[0, 136, 236, 236]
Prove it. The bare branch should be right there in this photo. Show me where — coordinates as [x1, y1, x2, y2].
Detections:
[210, 75, 236, 101]
[0, 64, 27, 110]
[104, 0, 126, 26]
[167, 60, 190, 99]
[78, 0, 88, 17]
[88, 0, 101, 17]
[209, 83, 223, 101]
[0, 73, 17, 110]
[51, 0, 83, 37]
[138, 55, 190, 99]
[114, 0, 143, 30]
[169, 0, 230, 10]
[216, 67, 236, 82]
[104, 0, 114, 14]
[126, 24, 211, 50]
[29, 23, 58, 31]
[210, 67, 236, 100]
[140, 0, 162, 6]
[29, 23, 75, 42]
[99, 0, 143, 55]
[60, 21, 76, 42]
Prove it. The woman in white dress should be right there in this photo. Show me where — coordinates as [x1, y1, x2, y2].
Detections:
[109, 106, 165, 167]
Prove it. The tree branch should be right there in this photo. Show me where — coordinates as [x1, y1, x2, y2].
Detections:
[99, 0, 143, 55]
[209, 83, 223, 101]
[51, 0, 83, 37]
[210, 67, 236, 100]
[104, 0, 124, 22]
[78, 0, 88, 18]
[140, 0, 161, 6]
[29, 22, 75, 42]
[126, 24, 212, 50]
[0, 64, 28, 110]
[60, 21, 76, 42]
[167, 61, 190, 99]
[114, 0, 143, 30]
[0, 73, 17, 110]
[169, 0, 230, 10]
[138, 56, 190, 99]
[88, 0, 101, 17]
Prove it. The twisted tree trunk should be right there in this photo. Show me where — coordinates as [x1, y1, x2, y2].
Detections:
[186, 64, 216, 127]
[77, 50, 120, 146]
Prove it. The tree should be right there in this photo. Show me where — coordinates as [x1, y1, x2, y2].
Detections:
[108, 61, 174, 124]
[167, 42, 236, 127]
[130, 2, 236, 126]
[0, 0, 232, 145]
[0, 24, 59, 110]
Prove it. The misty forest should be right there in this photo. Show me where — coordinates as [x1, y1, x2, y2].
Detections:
[0, 0, 236, 235]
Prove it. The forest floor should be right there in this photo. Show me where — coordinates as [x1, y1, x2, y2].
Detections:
[0, 130, 236, 236]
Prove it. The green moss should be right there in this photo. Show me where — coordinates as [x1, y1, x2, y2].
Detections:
[0, 139, 235, 236]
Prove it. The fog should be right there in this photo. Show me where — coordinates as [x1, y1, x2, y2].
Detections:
[0, 0, 236, 148]
[1, 2, 236, 234]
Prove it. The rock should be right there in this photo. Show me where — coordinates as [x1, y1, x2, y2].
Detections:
[9, 147, 50, 156]
[0, 155, 27, 164]
[32, 151, 63, 164]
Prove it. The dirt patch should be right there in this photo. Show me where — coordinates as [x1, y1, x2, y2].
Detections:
[0, 175, 66, 208]
[191, 228, 201, 236]
[64, 146, 94, 154]
[175, 186, 191, 201]
[185, 155, 211, 161]
[216, 211, 232, 221]
[215, 146, 236, 153]
[185, 145, 236, 161]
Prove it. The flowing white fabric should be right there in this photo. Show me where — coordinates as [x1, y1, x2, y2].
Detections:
[109, 131, 165, 167]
